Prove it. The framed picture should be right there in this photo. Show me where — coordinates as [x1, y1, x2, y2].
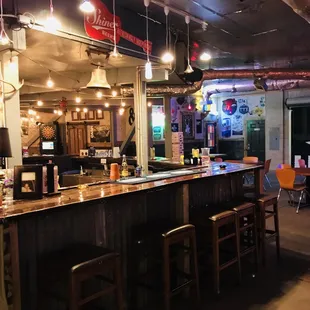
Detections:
[181, 112, 195, 139]
[13, 165, 43, 200]
[96, 110, 104, 119]
[80, 111, 87, 120]
[87, 125, 111, 147]
[88, 110, 95, 120]
[71, 111, 80, 121]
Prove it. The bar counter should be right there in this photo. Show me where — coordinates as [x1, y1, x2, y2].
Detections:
[0, 162, 263, 310]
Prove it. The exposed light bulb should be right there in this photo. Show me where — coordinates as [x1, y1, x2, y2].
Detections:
[76, 107, 81, 112]
[147, 101, 152, 107]
[96, 90, 103, 98]
[75, 96, 81, 103]
[161, 51, 174, 63]
[36, 115, 40, 119]
[97, 109, 102, 113]
[58, 110, 63, 116]
[200, 52, 211, 61]
[9, 58, 17, 70]
[104, 102, 110, 108]
[145, 60, 153, 80]
[37, 100, 43, 106]
[112, 90, 117, 97]
[119, 108, 125, 115]
[46, 77, 54, 88]
[184, 64, 194, 74]
[121, 101, 126, 107]
[110, 46, 122, 58]
[33, 110, 37, 115]
[79, 0, 95, 13]
[83, 107, 88, 113]
[45, 15, 61, 33]
[53, 109, 58, 114]
[0, 33, 9, 45]
[28, 109, 33, 115]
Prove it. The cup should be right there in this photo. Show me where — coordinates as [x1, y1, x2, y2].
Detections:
[110, 163, 120, 181]
[201, 148, 210, 156]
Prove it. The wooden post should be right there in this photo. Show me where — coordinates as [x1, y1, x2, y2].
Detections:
[164, 96, 172, 159]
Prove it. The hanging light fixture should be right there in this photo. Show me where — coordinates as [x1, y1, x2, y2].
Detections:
[161, 6, 174, 64]
[44, 0, 61, 33]
[57, 110, 63, 116]
[184, 16, 194, 74]
[53, 109, 58, 114]
[119, 107, 125, 115]
[110, 0, 122, 58]
[104, 102, 110, 108]
[79, 0, 95, 13]
[96, 90, 103, 99]
[200, 52, 211, 62]
[75, 91, 82, 103]
[46, 70, 54, 88]
[147, 101, 152, 107]
[0, 0, 11, 45]
[144, 0, 152, 80]
[76, 107, 81, 112]
[121, 101, 126, 107]
[87, 67, 111, 89]
[37, 100, 43, 107]
[83, 107, 88, 113]
[97, 108, 102, 113]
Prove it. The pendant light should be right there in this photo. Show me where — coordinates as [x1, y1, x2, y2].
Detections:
[46, 70, 54, 88]
[184, 16, 194, 74]
[45, 0, 61, 33]
[110, 0, 122, 58]
[161, 6, 174, 64]
[144, 0, 152, 80]
[79, 0, 95, 13]
[0, 0, 11, 45]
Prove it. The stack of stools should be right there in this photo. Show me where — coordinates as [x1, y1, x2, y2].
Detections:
[131, 223, 200, 310]
[38, 244, 124, 310]
[257, 193, 280, 265]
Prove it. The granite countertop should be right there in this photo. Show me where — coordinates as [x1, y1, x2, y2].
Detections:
[0, 162, 262, 220]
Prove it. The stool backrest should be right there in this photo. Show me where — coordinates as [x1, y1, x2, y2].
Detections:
[214, 157, 223, 162]
[243, 156, 259, 164]
[264, 159, 271, 174]
[276, 168, 296, 190]
[298, 159, 306, 168]
[162, 224, 195, 243]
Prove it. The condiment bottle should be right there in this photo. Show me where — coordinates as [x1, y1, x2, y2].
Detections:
[121, 155, 129, 178]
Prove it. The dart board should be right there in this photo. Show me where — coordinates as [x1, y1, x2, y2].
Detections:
[41, 125, 56, 140]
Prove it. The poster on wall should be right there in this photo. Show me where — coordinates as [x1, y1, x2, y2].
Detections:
[181, 113, 195, 139]
[220, 95, 265, 139]
[88, 125, 111, 147]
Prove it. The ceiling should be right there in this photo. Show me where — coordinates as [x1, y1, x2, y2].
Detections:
[118, 0, 310, 69]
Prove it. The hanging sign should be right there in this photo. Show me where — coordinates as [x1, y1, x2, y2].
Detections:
[84, 0, 152, 54]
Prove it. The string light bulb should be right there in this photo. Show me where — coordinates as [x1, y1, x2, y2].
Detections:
[57, 110, 63, 116]
[53, 109, 58, 114]
[104, 102, 110, 108]
[147, 101, 152, 107]
[184, 16, 194, 74]
[110, 0, 122, 58]
[144, 0, 152, 80]
[161, 6, 174, 64]
[46, 71, 54, 88]
[119, 107, 125, 115]
[83, 107, 88, 113]
[97, 109, 102, 113]
[79, 0, 95, 13]
[45, 0, 61, 33]
[96, 90, 103, 98]
[75, 93, 81, 103]
[37, 100, 43, 106]
[121, 101, 126, 107]
[76, 107, 81, 112]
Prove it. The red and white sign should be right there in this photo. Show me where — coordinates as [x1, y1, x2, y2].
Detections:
[84, 0, 152, 54]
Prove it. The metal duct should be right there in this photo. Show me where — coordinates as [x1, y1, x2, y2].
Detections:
[281, 0, 310, 23]
[121, 68, 310, 96]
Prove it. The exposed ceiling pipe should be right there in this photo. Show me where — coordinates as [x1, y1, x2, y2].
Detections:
[281, 0, 310, 23]
[121, 68, 310, 96]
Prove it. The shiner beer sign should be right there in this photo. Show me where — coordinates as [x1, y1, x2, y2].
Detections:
[84, 0, 152, 54]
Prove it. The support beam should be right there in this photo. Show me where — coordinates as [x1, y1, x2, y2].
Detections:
[2, 53, 22, 168]
[134, 68, 149, 174]
[164, 96, 172, 158]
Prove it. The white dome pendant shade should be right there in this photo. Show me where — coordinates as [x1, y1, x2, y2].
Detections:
[86, 67, 111, 89]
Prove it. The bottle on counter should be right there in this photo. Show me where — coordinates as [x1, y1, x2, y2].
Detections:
[46, 160, 59, 194]
[121, 155, 129, 178]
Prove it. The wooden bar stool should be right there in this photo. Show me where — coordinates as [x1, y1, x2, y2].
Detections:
[257, 194, 280, 265]
[209, 211, 241, 295]
[232, 202, 259, 276]
[132, 223, 200, 310]
[38, 244, 124, 310]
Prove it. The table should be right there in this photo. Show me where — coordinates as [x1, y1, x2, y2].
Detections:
[294, 168, 310, 203]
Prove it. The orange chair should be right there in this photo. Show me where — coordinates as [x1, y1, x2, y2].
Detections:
[276, 168, 309, 213]
[280, 164, 292, 169]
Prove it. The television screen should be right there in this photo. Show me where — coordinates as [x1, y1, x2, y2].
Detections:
[42, 141, 54, 150]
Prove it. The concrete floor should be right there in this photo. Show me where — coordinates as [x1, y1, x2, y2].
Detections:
[176, 172, 310, 310]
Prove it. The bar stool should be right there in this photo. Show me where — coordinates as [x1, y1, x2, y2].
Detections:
[257, 194, 280, 265]
[209, 211, 241, 295]
[38, 244, 124, 310]
[232, 202, 259, 275]
[131, 223, 200, 310]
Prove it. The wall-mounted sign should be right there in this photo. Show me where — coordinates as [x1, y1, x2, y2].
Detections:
[84, 0, 152, 54]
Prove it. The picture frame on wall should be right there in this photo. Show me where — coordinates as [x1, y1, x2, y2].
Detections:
[96, 110, 104, 120]
[181, 112, 195, 139]
[88, 110, 95, 120]
[80, 111, 88, 120]
[13, 165, 43, 200]
[71, 111, 80, 121]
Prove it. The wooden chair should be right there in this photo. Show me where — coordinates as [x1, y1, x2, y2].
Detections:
[257, 194, 280, 265]
[264, 159, 272, 188]
[131, 223, 200, 310]
[38, 244, 124, 310]
[276, 168, 310, 213]
[233, 203, 259, 275]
